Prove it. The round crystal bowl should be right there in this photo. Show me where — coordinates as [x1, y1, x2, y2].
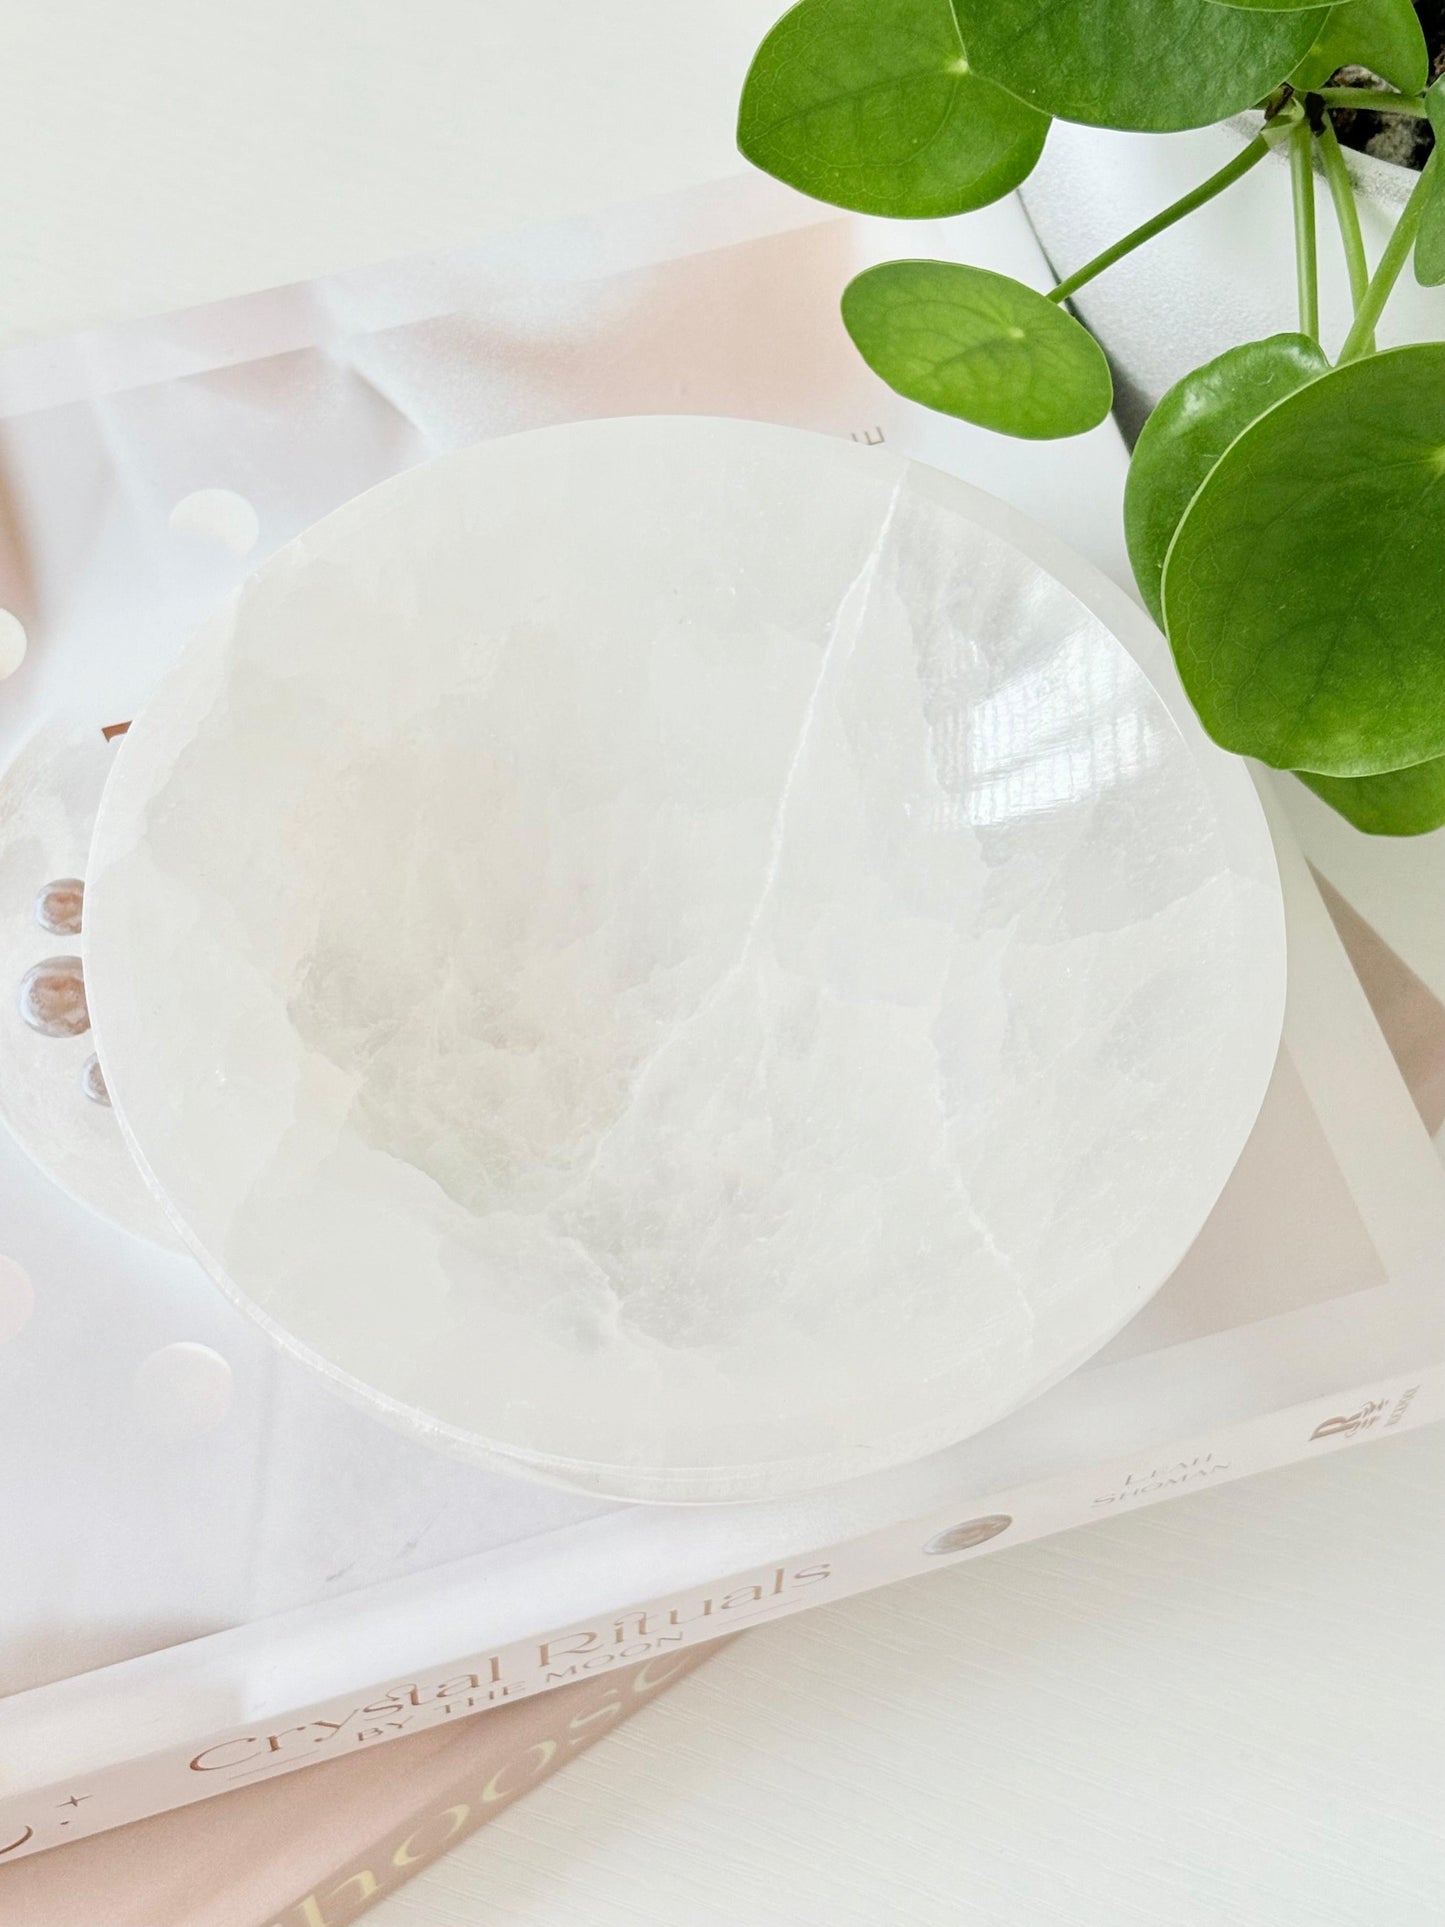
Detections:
[85, 417, 1285, 1503]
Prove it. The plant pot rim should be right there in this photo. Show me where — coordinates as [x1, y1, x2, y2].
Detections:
[1227, 109, 1420, 210]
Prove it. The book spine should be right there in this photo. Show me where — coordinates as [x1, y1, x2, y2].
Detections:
[2, 1363, 1436, 1864]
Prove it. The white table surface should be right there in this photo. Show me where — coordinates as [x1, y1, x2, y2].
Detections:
[368, 1431, 1443, 1927]
[2, 5, 1440, 1920]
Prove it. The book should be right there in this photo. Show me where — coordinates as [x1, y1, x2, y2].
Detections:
[1, 174, 1440, 1864]
[1313, 869, 1445, 1139]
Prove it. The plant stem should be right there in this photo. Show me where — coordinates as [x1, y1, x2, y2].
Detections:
[1318, 112, 1371, 341]
[1315, 87, 1427, 117]
[1047, 134, 1272, 306]
[1338, 147, 1439, 363]
[1290, 118, 1320, 341]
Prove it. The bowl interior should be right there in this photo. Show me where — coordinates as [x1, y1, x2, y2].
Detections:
[84, 417, 1284, 1501]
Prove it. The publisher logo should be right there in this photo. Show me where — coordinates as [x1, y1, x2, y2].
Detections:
[923, 1514, 1013, 1556]
[1310, 1398, 1387, 1442]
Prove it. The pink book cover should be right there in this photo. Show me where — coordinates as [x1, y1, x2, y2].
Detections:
[0, 1641, 722, 1927]
[1313, 872, 1445, 1137]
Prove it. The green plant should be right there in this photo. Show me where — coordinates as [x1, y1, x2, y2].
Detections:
[738, 0, 1445, 834]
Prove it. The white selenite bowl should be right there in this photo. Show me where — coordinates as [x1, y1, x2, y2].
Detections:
[85, 417, 1284, 1502]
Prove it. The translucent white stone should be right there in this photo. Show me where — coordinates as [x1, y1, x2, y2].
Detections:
[0, 725, 178, 1245]
[84, 418, 1284, 1501]
[35, 877, 85, 936]
[168, 488, 261, 558]
[79, 1053, 110, 1106]
[0, 609, 26, 680]
[18, 956, 88, 1038]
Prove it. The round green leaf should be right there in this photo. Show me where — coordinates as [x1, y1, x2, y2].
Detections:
[1290, 0, 1426, 95]
[841, 261, 1112, 438]
[1125, 335, 1329, 627]
[736, 0, 1049, 218]
[953, 0, 1328, 131]
[1414, 85, 1445, 287]
[1297, 756, 1445, 835]
[1162, 345, 1445, 776]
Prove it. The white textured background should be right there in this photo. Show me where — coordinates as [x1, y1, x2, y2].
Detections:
[370, 1434, 1443, 1927]
[1, 4, 1441, 1919]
